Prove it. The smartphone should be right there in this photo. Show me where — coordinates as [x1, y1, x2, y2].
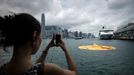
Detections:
[55, 34, 61, 46]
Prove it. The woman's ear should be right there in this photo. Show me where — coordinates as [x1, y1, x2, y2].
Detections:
[31, 31, 41, 54]
[32, 31, 38, 46]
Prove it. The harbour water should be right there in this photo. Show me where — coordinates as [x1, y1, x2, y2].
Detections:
[0, 39, 134, 75]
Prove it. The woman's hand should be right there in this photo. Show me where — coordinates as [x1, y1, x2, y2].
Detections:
[46, 35, 55, 50]
[58, 40, 67, 52]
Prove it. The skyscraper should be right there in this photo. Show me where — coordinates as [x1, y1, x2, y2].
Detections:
[41, 13, 45, 39]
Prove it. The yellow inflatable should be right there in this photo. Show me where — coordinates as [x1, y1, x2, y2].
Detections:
[78, 43, 115, 50]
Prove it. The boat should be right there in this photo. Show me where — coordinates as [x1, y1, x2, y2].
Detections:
[99, 29, 114, 40]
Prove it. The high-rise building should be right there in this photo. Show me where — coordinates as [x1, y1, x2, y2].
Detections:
[41, 13, 45, 39]
[74, 31, 79, 37]
[62, 29, 69, 38]
[45, 26, 63, 38]
[68, 31, 75, 39]
[79, 32, 82, 37]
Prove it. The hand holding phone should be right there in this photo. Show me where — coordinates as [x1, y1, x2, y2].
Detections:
[55, 34, 62, 47]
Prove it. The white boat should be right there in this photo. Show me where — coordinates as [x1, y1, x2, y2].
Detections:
[99, 29, 114, 40]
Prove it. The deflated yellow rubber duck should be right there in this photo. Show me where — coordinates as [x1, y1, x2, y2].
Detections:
[78, 43, 115, 50]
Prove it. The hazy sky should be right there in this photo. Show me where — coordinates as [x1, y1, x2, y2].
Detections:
[0, 0, 134, 36]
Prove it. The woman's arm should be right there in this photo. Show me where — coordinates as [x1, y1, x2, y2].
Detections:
[36, 46, 49, 63]
[58, 41, 76, 72]
[43, 40, 76, 75]
[64, 48, 76, 71]
[36, 37, 55, 64]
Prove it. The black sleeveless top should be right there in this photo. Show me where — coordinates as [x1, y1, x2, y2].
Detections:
[0, 64, 40, 75]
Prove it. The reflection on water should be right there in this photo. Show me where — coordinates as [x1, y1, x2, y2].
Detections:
[0, 39, 134, 75]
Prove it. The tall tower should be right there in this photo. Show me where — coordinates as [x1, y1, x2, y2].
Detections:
[41, 13, 45, 39]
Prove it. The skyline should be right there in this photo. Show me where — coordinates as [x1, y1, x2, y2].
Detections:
[0, 0, 134, 36]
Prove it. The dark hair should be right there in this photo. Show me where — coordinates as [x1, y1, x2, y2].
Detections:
[0, 13, 41, 48]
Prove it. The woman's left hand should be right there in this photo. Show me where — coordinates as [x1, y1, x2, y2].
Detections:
[45, 34, 55, 50]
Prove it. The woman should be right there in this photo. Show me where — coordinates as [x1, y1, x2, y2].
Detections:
[0, 13, 76, 75]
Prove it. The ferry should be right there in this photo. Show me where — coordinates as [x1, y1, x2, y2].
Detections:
[99, 29, 114, 40]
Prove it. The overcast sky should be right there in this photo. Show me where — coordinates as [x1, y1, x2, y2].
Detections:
[0, 0, 134, 36]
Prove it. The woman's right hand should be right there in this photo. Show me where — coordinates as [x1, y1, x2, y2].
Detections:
[58, 40, 67, 52]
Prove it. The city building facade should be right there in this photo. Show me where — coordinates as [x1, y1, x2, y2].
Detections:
[114, 23, 134, 40]
[45, 26, 63, 38]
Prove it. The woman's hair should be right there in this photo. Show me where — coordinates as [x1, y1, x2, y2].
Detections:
[0, 13, 41, 48]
